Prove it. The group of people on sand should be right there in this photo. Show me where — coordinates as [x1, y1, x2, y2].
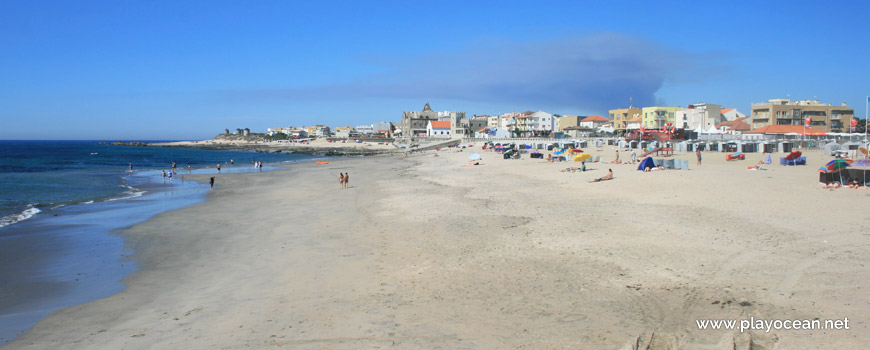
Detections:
[338, 172, 350, 189]
[610, 149, 639, 165]
[824, 179, 867, 190]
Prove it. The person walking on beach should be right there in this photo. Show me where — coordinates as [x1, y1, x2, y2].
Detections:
[696, 148, 702, 166]
[630, 149, 637, 164]
[344, 172, 350, 189]
[162, 170, 167, 182]
[339, 173, 345, 189]
[209, 176, 215, 190]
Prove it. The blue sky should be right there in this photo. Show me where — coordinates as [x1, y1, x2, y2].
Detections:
[1, 0, 868, 140]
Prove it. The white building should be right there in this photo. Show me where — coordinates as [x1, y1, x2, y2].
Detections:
[579, 115, 609, 129]
[676, 103, 723, 130]
[517, 111, 555, 134]
[721, 108, 747, 121]
[427, 121, 452, 138]
[355, 125, 374, 135]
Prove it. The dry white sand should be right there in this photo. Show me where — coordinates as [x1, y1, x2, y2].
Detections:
[7, 146, 869, 349]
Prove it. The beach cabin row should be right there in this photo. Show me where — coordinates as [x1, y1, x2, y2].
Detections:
[671, 141, 797, 154]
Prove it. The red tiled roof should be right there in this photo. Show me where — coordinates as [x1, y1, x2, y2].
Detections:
[721, 108, 735, 113]
[716, 117, 751, 131]
[744, 125, 826, 135]
[581, 115, 609, 122]
[430, 121, 451, 129]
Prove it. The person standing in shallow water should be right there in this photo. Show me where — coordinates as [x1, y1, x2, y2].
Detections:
[209, 176, 215, 190]
[217, 163, 221, 173]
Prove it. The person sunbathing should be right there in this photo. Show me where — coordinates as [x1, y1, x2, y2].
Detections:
[561, 167, 580, 172]
[590, 169, 614, 182]
[846, 180, 866, 189]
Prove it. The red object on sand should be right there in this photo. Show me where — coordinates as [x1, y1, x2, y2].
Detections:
[785, 151, 802, 161]
[571, 149, 583, 153]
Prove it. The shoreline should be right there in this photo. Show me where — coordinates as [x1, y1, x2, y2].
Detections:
[5, 148, 869, 349]
[0, 159, 314, 345]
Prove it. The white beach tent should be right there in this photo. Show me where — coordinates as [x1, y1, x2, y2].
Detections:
[705, 125, 723, 134]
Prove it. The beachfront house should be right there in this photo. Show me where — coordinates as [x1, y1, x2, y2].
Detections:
[742, 125, 828, 140]
[750, 98, 853, 133]
[355, 125, 374, 135]
[555, 115, 581, 132]
[625, 116, 643, 130]
[562, 126, 595, 138]
[642, 106, 681, 129]
[427, 121, 452, 138]
[716, 117, 752, 135]
[609, 106, 642, 131]
[579, 115, 609, 129]
[515, 111, 555, 137]
[334, 126, 355, 138]
[676, 103, 723, 131]
[721, 108, 747, 121]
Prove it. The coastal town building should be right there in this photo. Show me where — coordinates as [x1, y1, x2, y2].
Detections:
[716, 117, 752, 134]
[676, 103, 723, 131]
[721, 108, 747, 122]
[401, 103, 440, 137]
[743, 125, 828, 139]
[641, 106, 681, 129]
[579, 115, 609, 129]
[302, 125, 331, 137]
[608, 106, 641, 131]
[267, 127, 290, 136]
[516, 111, 555, 136]
[437, 110, 472, 137]
[400, 103, 468, 138]
[750, 98, 854, 133]
[427, 121, 452, 138]
[333, 126, 356, 138]
[555, 115, 581, 132]
[561, 126, 595, 138]
[625, 116, 643, 130]
[355, 125, 374, 135]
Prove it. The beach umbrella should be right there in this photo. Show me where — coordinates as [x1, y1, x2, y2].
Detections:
[468, 153, 481, 161]
[574, 153, 591, 162]
[824, 159, 851, 172]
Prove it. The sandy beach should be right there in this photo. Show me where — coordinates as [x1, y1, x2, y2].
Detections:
[6, 145, 869, 349]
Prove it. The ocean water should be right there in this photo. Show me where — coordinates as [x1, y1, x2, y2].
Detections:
[0, 140, 312, 226]
[0, 140, 318, 344]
